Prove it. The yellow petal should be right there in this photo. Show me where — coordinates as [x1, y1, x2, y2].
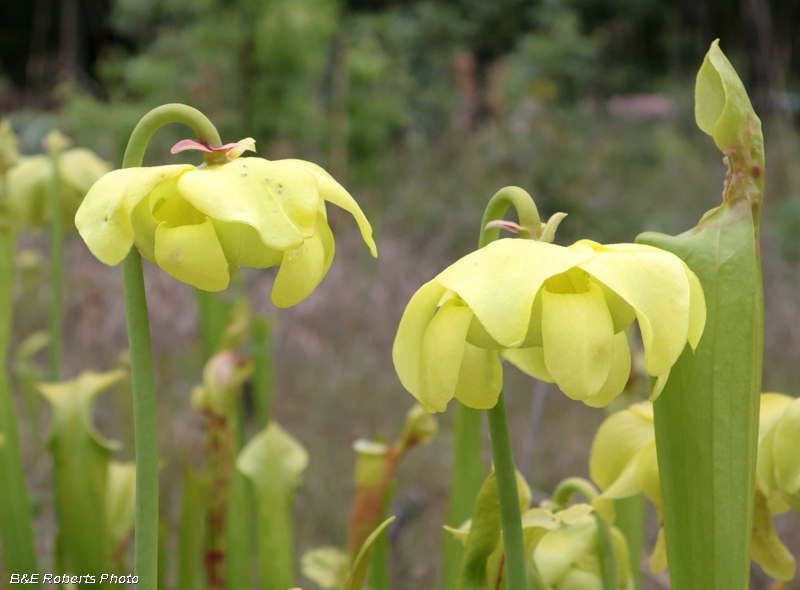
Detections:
[154, 217, 229, 291]
[751, 492, 796, 581]
[773, 397, 800, 510]
[650, 370, 670, 401]
[176, 158, 318, 251]
[683, 262, 706, 349]
[76, 165, 192, 265]
[392, 280, 447, 404]
[593, 279, 636, 334]
[542, 282, 615, 400]
[590, 403, 654, 493]
[577, 241, 695, 377]
[583, 331, 632, 408]
[453, 343, 502, 409]
[213, 219, 283, 268]
[756, 394, 794, 498]
[277, 159, 377, 257]
[650, 527, 667, 573]
[60, 148, 111, 194]
[436, 239, 591, 348]
[635, 440, 662, 508]
[271, 217, 328, 308]
[500, 347, 554, 382]
[6, 155, 50, 228]
[419, 300, 474, 412]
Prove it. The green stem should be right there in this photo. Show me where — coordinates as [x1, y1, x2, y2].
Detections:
[551, 477, 599, 508]
[478, 186, 542, 248]
[120, 104, 222, 590]
[443, 403, 484, 590]
[0, 221, 39, 583]
[48, 141, 63, 381]
[122, 248, 159, 590]
[252, 317, 274, 428]
[486, 393, 526, 590]
[450, 186, 542, 590]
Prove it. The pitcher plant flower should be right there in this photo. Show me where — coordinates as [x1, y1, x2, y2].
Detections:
[589, 397, 799, 581]
[75, 137, 376, 305]
[393, 217, 705, 413]
[6, 134, 110, 231]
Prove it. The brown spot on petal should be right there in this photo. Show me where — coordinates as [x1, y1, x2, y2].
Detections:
[752, 166, 761, 179]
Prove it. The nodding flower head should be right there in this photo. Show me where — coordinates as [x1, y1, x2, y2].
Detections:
[393, 228, 705, 413]
[75, 137, 376, 305]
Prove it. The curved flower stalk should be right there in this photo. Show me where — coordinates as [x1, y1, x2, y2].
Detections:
[75, 137, 376, 305]
[6, 134, 110, 231]
[589, 397, 799, 581]
[446, 470, 634, 590]
[393, 231, 705, 414]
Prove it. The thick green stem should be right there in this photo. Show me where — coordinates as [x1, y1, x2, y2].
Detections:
[487, 393, 526, 590]
[120, 104, 222, 590]
[443, 404, 484, 590]
[451, 186, 542, 590]
[48, 141, 63, 381]
[122, 248, 159, 590]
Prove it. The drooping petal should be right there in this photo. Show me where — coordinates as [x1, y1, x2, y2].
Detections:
[542, 283, 615, 400]
[592, 279, 637, 334]
[154, 217, 230, 291]
[453, 343, 502, 409]
[213, 219, 283, 268]
[500, 347, 553, 382]
[276, 159, 377, 257]
[635, 439, 661, 508]
[584, 331, 632, 408]
[773, 397, 800, 511]
[271, 216, 328, 308]
[576, 240, 694, 377]
[59, 148, 112, 195]
[419, 300, 474, 412]
[650, 370, 670, 401]
[750, 492, 796, 581]
[650, 528, 667, 574]
[683, 262, 706, 349]
[392, 280, 448, 404]
[589, 402, 654, 495]
[436, 239, 592, 348]
[176, 158, 318, 251]
[756, 394, 793, 498]
[76, 165, 193, 265]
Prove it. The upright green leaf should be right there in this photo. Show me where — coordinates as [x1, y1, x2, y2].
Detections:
[343, 517, 396, 590]
[177, 464, 208, 590]
[636, 40, 764, 590]
[0, 221, 39, 583]
[39, 369, 125, 584]
[237, 422, 309, 590]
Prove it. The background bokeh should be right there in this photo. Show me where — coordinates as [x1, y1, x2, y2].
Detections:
[1, 0, 800, 588]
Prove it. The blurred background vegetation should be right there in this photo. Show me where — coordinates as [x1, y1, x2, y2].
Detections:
[1, 0, 800, 588]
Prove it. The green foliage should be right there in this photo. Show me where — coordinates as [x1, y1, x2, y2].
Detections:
[237, 422, 309, 590]
[636, 40, 764, 590]
[39, 369, 126, 584]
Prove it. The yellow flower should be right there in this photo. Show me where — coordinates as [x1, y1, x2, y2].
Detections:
[393, 237, 705, 412]
[6, 147, 110, 231]
[589, 397, 798, 581]
[75, 139, 376, 304]
[532, 504, 634, 590]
